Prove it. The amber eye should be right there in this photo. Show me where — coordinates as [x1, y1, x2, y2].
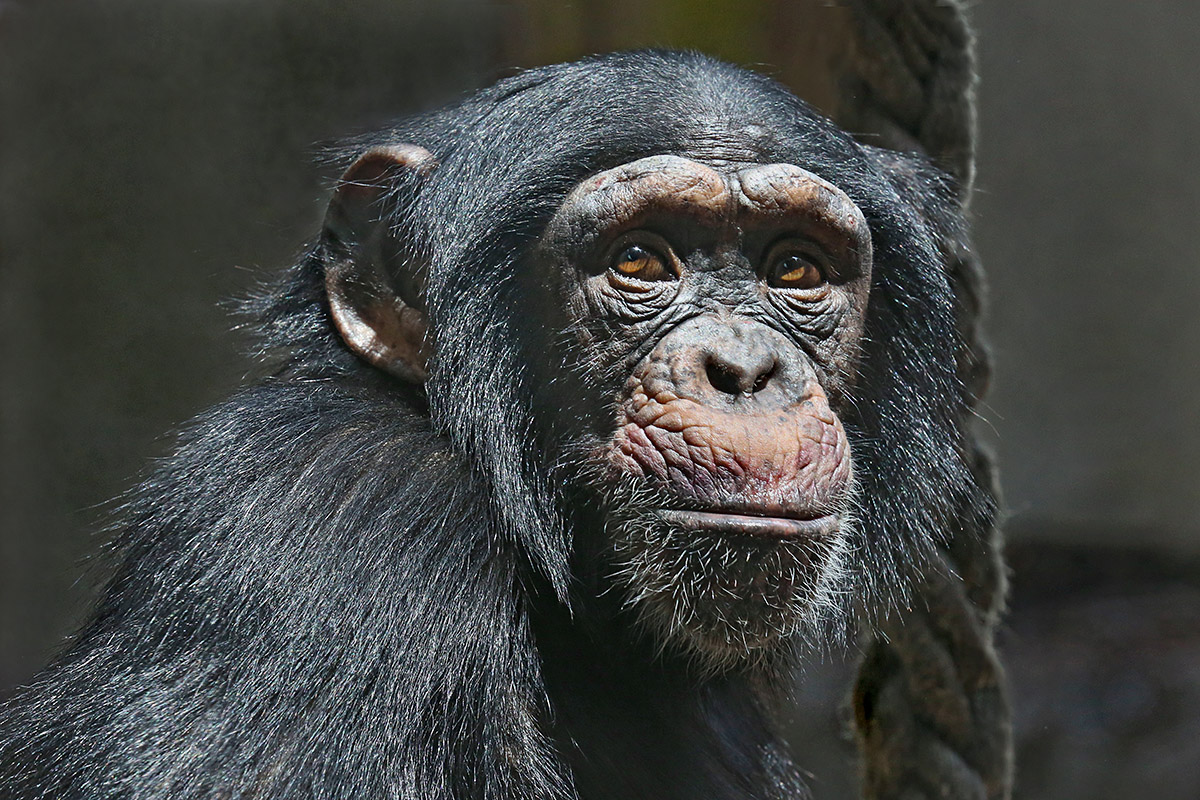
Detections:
[611, 244, 672, 282]
[769, 252, 825, 290]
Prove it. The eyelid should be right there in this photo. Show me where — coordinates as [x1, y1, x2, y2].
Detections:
[610, 272, 662, 293]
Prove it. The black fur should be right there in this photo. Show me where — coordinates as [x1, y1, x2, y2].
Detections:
[0, 51, 979, 800]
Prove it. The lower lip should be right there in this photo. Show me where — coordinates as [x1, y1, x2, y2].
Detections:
[656, 509, 840, 539]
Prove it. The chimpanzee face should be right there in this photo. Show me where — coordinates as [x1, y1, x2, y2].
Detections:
[536, 154, 873, 666]
[323, 116, 955, 673]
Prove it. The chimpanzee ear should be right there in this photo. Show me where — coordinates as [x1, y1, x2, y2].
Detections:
[323, 144, 436, 384]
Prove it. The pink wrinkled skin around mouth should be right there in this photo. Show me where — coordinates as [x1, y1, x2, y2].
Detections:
[608, 383, 852, 517]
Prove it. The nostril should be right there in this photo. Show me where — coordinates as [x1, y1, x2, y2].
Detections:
[703, 357, 777, 397]
[705, 359, 744, 397]
[751, 363, 776, 394]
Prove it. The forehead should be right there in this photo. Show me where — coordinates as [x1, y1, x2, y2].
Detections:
[673, 118, 786, 165]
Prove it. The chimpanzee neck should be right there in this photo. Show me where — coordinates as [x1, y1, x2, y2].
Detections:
[531, 602, 794, 800]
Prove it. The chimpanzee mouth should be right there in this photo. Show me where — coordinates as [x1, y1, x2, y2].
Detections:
[656, 509, 840, 539]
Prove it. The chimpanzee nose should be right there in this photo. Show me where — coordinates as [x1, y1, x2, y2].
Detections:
[650, 314, 810, 408]
[704, 350, 777, 397]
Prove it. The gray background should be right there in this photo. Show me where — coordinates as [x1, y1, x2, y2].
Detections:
[2, 1, 1197, 796]
[974, 1, 1199, 553]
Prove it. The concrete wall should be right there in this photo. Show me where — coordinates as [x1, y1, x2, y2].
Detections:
[972, 0, 1200, 552]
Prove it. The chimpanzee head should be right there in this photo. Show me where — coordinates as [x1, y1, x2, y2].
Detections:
[311, 51, 974, 671]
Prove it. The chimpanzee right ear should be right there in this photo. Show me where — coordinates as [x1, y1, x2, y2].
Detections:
[323, 144, 436, 384]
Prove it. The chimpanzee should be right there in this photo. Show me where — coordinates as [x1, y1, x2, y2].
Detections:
[0, 51, 990, 800]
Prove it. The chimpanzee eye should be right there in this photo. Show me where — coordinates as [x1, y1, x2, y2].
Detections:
[611, 245, 673, 282]
[769, 252, 825, 290]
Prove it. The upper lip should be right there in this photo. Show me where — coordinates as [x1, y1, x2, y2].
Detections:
[656, 508, 839, 539]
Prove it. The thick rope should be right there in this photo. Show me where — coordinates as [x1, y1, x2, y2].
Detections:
[829, 2, 1013, 798]
[837, 0, 978, 197]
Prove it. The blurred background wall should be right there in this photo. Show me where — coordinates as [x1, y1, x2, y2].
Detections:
[1, 1, 1197, 797]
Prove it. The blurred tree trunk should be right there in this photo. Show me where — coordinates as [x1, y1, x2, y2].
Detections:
[498, 0, 852, 118]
